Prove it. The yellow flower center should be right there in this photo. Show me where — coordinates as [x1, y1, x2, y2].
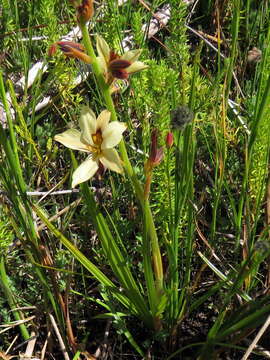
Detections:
[89, 129, 103, 154]
[92, 129, 103, 145]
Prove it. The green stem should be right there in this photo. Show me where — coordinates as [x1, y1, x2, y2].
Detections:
[166, 148, 173, 230]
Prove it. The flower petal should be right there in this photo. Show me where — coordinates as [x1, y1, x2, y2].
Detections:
[127, 61, 148, 74]
[109, 59, 131, 70]
[111, 69, 129, 80]
[57, 41, 85, 53]
[79, 106, 97, 145]
[96, 110, 111, 132]
[54, 129, 89, 152]
[97, 56, 107, 73]
[72, 156, 99, 187]
[121, 49, 142, 62]
[101, 121, 127, 149]
[96, 35, 110, 64]
[100, 149, 123, 173]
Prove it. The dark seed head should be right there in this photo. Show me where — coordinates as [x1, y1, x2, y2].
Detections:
[171, 106, 194, 130]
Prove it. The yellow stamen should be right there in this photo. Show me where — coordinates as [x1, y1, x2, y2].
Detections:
[92, 130, 103, 146]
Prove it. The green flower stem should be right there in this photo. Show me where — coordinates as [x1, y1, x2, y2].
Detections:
[144, 172, 152, 200]
[144, 200, 164, 293]
[80, 25, 109, 92]
[80, 23, 163, 291]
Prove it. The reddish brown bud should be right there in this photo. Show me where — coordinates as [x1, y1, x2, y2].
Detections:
[111, 69, 129, 79]
[150, 130, 163, 166]
[51, 41, 92, 64]
[109, 59, 131, 70]
[165, 132, 174, 148]
[109, 59, 131, 79]
[77, 0, 94, 25]
[57, 41, 85, 54]
[144, 129, 163, 199]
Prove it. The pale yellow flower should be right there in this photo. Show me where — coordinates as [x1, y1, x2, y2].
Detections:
[54, 106, 126, 187]
[96, 35, 148, 84]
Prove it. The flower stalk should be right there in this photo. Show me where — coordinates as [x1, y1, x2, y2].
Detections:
[144, 129, 164, 200]
[79, 21, 164, 299]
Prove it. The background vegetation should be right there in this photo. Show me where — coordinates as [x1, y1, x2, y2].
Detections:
[0, 0, 270, 359]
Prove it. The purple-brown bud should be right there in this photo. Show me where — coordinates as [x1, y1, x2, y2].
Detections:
[109, 59, 131, 79]
[165, 132, 174, 148]
[149, 129, 164, 166]
[48, 41, 92, 64]
[145, 129, 164, 174]
[107, 51, 132, 80]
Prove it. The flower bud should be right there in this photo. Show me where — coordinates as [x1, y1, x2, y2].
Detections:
[144, 129, 164, 174]
[109, 58, 132, 79]
[76, 0, 94, 25]
[144, 129, 163, 199]
[48, 41, 92, 64]
[165, 132, 174, 148]
[150, 129, 163, 165]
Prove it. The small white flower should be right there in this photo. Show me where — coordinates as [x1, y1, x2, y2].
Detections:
[54, 106, 126, 187]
